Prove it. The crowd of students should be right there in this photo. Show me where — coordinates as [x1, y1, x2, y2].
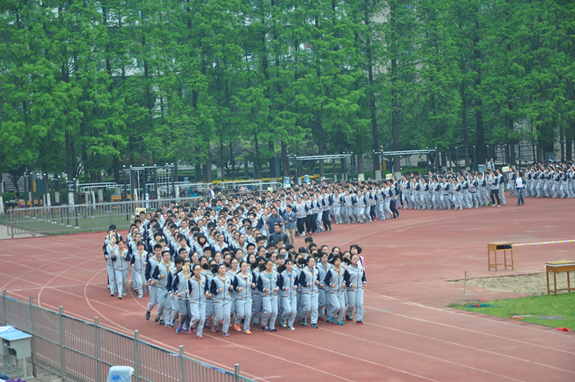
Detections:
[101, 161, 573, 338]
[102, 194, 367, 338]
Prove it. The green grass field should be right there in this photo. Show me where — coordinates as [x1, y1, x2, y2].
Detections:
[450, 293, 575, 329]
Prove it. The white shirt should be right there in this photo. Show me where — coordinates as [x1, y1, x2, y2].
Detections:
[515, 176, 524, 189]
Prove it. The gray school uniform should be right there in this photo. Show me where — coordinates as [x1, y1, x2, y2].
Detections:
[344, 264, 366, 322]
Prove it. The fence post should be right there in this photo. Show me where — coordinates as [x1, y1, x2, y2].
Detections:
[29, 297, 36, 377]
[234, 364, 240, 382]
[59, 306, 65, 382]
[134, 330, 139, 382]
[2, 289, 6, 325]
[178, 345, 184, 382]
[95, 317, 99, 382]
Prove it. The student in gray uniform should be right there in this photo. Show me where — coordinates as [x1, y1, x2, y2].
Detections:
[210, 263, 234, 337]
[298, 256, 321, 328]
[113, 240, 130, 299]
[277, 258, 298, 330]
[171, 257, 191, 333]
[144, 244, 162, 321]
[343, 254, 367, 325]
[316, 253, 331, 321]
[231, 261, 254, 335]
[130, 241, 148, 298]
[256, 259, 280, 332]
[151, 250, 174, 325]
[324, 255, 346, 325]
[105, 233, 119, 297]
[188, 264, 208, 339]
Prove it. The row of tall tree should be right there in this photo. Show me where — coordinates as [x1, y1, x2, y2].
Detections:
[1, 0, 574, 183]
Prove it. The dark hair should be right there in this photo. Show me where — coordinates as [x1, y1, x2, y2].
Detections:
[174, 256, 184, 266]
[350, 244, 363, 254]
[330, 255, 342, 265]
[277, 258, 293, 274]
[192, 264, 202, 273]
[258, 259, 273, 272]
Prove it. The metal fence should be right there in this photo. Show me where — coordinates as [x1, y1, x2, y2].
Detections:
[5, 196, 204, 238]
[0, 290, 255, 382]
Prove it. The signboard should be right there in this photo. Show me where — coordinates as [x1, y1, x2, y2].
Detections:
[386, 173, 393, 180]
[502, 166, 510, 172]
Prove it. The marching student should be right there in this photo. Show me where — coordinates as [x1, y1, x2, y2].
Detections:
[232, 261, 254, 334]
[113, 239, 130, 299]
[144, 244, 163, 321]
[277, 258, 298, 330]
[105, 233, 119, 297]
[298, 256, 320, 328]
[316, 252, 330, 322]
[130, 241, 148, 298]
[171, 256, 191, 333]
[188, 264, 209, 338]
[256, 259, 280, 332]
[324, 255, 346, 325]
[151, 249, 174, 326]
[210, 263, 234, 337]
[344, 254, 367, 325]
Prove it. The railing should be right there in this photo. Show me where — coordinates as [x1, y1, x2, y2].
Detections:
[5, 196, 204, 238]
[0, 290, 255, 382]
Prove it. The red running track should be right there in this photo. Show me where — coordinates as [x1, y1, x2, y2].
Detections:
[1, 193, 574, 381]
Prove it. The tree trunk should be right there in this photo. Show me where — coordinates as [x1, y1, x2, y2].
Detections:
[281, 141, 289, 177]
[391, 58, 400, 172]
[268, 140, 276, 178]
[473, 22, 485, 163]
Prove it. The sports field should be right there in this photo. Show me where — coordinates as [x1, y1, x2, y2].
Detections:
[1, 194, 573, 381]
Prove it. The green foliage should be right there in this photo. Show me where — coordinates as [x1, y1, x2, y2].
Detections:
[0, 0, 573, 181]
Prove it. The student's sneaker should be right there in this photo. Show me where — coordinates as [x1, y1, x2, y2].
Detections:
[318, 317, 325, 321]
[197, 335, 203, 339]
[145, 311, 150, 321]
[154, 315, 160, 323]
[261, 325, 267, 331]
[269, 328, 277, 332]
[338, 322, 344, 326]
[222, 332, 230, 337]
[159, 320, 165, 326]
[118, 296, 122, 300]
[212, 325, 219, 333]
[170, 322, 175, 327]
[110, 293, 114, 297]
[281, 321, 287, 328]
[176, 325, 182, 333]
[107, 285, 110, 289]
[310, 324, 318, 329]
[234, 324, 241, 332]
[345, 316, 353, 321]
[356, 321, 364, 325]
[329, 317, 335, 323]
[289, 326, 295, 331]
[300, 320, 308, 326]
[245, 330, 251, 335]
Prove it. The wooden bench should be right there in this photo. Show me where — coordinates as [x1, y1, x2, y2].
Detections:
[487, 242, 514, 271]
